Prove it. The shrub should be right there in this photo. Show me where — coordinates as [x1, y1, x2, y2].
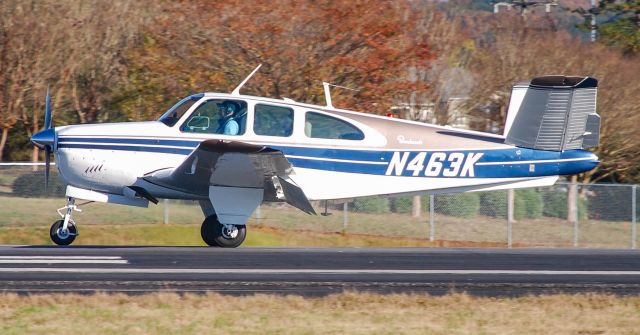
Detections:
[12, 173, 66, 198]
[515, 189, 543, 220]
[434, 193, 479, 218]
[389, 197, 413, 214]
[479, 189, 543, 220]
[586, 186, 631, 221]
[480, 191, 507, 218]
[541, 189, 588, 220]
[352, 196, 390, 213]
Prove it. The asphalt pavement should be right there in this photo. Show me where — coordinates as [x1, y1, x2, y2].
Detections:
[0, 246, 639, 296]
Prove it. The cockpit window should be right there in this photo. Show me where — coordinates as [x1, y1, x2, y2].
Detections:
[304, 112, 364, 140]
[180, 99, 247, 135]
[158, 93, 204, 126]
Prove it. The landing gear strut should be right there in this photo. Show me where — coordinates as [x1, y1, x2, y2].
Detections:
[50, 197, 80, 246]
[200, 215, 246, 248]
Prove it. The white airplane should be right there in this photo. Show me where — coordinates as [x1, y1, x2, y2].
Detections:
[31, 65, 600, 247]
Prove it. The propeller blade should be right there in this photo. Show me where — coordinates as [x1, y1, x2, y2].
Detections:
[45, 146, 51, 192]
[44, 87, 52, 130]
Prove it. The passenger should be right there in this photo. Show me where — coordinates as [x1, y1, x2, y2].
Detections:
[217, 101, 240, 135]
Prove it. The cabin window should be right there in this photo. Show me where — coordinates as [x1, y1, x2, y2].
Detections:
[304, 112, 364, 140]
[180, 99, 247, 135]
[253, 104, 294, 137]
[158, 93, 204, 127]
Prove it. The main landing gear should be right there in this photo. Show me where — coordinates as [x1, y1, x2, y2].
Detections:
[200, 215, 246, 248]
[50, 197, 81, 246]
[47, 197, 247, 247]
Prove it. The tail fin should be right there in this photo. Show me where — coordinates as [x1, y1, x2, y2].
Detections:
[503, 75, 600, 151]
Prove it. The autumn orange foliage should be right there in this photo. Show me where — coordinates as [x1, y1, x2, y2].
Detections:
[123, 0, 435, 119]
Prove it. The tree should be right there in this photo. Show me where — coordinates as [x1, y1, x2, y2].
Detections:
[462, 16, 640, 183]
[115, 0, 435, 120]
[393, 1, 476, 123]
[597, 0, 640, 55]
[62, 1, 152, 124]
[0, 1, 59, 161]
[0, 0, 155, 162]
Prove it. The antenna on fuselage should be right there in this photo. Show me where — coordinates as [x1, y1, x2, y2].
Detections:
[322, 82, 359, 109]
[231, 64, 262, 96]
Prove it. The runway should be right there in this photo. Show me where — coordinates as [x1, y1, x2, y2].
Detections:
[0, 246, 639, 296]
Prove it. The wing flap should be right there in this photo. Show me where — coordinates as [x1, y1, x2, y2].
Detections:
[144, 139, 314, 215]
[277, 176, 316, 215]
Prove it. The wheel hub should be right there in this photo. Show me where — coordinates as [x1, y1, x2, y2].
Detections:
[56, 228, 70, 240]
[221, 224, 239, 239]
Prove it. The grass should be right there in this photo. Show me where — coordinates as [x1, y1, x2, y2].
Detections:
[0, 195, 635, 248]
[0, 292, 638, 334]
[0, 224, 485, 247]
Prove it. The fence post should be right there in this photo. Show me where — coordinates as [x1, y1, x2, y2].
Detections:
[163, 199, 169, 224]
[343, 202, 348, 233]
[632, 185, 637, 250]
[429, 195, 435, 242]
[507, 189, 514, 248]
[570, 182, 579, 247]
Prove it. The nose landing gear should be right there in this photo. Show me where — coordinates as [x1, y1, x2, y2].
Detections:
[200, 215, 246, 248]
[50, 219, 78, 246]
[50, 197, 81, 246]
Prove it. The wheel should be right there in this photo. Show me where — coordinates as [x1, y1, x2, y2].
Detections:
[200, 215, 246, 248]
[49, 219, 78, 246]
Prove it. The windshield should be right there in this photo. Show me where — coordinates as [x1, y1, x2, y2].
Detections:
[158, 93, 204, 126]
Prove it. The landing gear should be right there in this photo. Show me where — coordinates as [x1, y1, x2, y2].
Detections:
[50, 197, 81, 246]
[50, 219, 77, 246]
[200, 215, 246, 248]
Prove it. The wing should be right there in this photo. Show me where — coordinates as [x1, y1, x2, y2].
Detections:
[143, 139, 316, 215]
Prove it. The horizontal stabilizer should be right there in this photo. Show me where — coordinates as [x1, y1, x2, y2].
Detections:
[504, 76, 600, 151]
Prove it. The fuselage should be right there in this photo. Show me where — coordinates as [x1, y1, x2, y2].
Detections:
[50, 93, 598, 201]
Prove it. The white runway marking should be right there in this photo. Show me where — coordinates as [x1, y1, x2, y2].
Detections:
[0, 256, 124, 260]
[0, 256, 128, 264]
[0, 268, 638, 275]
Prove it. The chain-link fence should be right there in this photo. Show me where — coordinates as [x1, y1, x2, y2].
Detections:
[1, 165, 638, 248]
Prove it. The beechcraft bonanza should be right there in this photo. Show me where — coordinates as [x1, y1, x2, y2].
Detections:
[31, 65, 600, 247]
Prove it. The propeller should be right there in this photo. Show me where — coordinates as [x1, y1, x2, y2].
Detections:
[31, 87, 55, 191]
[44, 88, 52, 190]
[44, 87, 52, 130]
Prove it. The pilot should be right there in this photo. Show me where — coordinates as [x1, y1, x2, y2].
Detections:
[217, 101, 240, 135]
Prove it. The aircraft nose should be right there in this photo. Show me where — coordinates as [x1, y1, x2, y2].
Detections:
[31, 128, 56, 150]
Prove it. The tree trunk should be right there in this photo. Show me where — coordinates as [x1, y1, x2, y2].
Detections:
[412, 195, 421, 218]
[32, 147, 39, 172]
[32, 105, 39, 171]
[0, 127, 8, 161]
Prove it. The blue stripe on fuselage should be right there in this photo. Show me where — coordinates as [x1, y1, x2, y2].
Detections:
[58, 143, 194, 155]
[59, 137, 201, 148]
[56, 137, 598, 178]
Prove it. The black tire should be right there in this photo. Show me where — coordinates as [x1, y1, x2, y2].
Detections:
[49, 219, 77, 246]
[200, 215, 246, 248]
